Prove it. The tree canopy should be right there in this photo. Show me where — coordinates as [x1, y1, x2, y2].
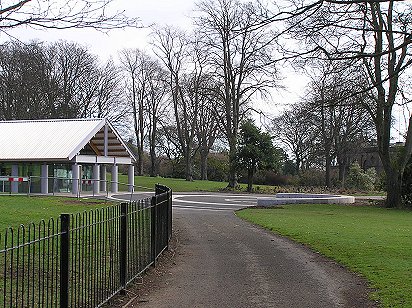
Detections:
[236, 119, 282, 192]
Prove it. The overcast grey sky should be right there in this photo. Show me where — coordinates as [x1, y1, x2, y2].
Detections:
[0, 0, 408, 140]
[1, 0, 194, 59]
[0, 0, 310, 118]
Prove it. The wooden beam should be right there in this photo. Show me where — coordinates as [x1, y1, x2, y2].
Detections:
[89, 141, 102, 156]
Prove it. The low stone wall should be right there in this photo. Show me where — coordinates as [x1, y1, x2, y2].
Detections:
[257, 193, 355, 207]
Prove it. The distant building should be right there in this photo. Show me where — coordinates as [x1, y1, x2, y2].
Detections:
[347, 142, 405, 173]
[0, 118, 136, 195]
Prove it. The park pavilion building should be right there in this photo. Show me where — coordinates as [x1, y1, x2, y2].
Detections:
[0, 118, 136, 195]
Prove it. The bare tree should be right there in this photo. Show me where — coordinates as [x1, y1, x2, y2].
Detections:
[119, 48, 149, 175]
[144, 60, 168, 177]
[272, 105, 317, 174]
[195, 0, 278, 188]
[307, 68, 341, 187]
[50, 41, 98, 118]
[302, 61, 376, 187]
[0, 0, 139, 31]
[277, 0, 412, 206]
[195, 79, 219, 180]
[0, 40, 126, 122]
[0, 41, 58, 120]
[80, 59, 127, 124]
[274, 59, 375, 187]
[152, 27, 200, 181]
[189, 37, 219, 181]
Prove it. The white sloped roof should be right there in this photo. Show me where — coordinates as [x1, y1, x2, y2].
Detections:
[0, 118, 135, 162]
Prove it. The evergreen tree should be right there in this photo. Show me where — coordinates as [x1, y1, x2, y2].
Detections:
[236, 120, 282, 192]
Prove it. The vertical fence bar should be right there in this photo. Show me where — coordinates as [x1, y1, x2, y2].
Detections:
[168, 189, 173, 242]
[120, 202, 128, 295]
[151, 196, 157, 267]
[0, 186, 171, 308]
[60, 214, 70, 308]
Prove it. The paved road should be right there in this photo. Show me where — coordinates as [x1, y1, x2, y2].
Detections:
[114, 193, 376, 308]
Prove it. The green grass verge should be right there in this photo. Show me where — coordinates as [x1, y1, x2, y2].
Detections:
[236, 204, 412, 308]
[118, 174, 387, 195]
[118, 175, 230, 192]
[0, 195, 150, 307]
[0, 196, 113, 231]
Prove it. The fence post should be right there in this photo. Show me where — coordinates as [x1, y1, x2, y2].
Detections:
[27, 177, 31, 196]
[155, 183, 166, 196]
[151, 196, 157, 267]
[168, 189, 173, 241]
[60, 214, 70, 308]
[120, 202, 128, 295]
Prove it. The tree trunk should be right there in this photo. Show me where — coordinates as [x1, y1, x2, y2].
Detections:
[247, 168, 253, 192]
[131, 75, 144, 177]
[137, 108, 144, 176]
[337, 153, 347, 188]
[295, 152, 301, 174]
[137, 148, 143, 176]
[227, 135, 238, 188]
[200, 149, 208, 180]
[385, 169, 402, 208]
[325, 154, 332, 188]
[185, 151, 193, 181]
[149, 147, 157, 177]
[338, 162, 346, 188]
[149, 118, 157, 177]
[138, 95, 144, 176]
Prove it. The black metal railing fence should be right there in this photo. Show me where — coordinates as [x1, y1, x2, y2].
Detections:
[0, 184, 172, 308]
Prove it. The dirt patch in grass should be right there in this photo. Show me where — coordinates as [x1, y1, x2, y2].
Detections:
[352, 199, 385, 207]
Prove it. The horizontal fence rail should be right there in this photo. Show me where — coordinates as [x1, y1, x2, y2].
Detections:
[0, 184, 172, 308]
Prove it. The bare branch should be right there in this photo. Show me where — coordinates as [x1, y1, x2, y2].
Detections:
[0, 0, 141, 30]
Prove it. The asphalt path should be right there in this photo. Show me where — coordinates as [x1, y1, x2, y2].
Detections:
[112, 192, 376, 308]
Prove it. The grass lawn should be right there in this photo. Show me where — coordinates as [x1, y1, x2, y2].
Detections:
[118, 174, 387, 196]
[0, 195, 148, 307]
[118, 174, 230, 192]
[0, 195, 113, 231]
[237, 204, 412, 308]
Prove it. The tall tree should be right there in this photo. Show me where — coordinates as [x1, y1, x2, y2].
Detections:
[152, 27, 200, 181]
[195, 79, 219, 180]
[278, 0, 412, 206]
[0, 40, 126, 121]
[295, 63, 375, 187]
[307, 67, 342, 188]
[144, 59, 168, 177]
[195, 0, 278, 188]
[190, 38, 219, 181]
[272, 104, 316, 174]
[119, 48, 149, 175]
[237, 119, 281, 192]
[80, 59, 127, 123]
[0, 41, 58, 120]
[51, 41, 98, 118]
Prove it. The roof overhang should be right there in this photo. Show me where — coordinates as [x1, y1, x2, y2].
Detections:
[0, 118, 136, 164]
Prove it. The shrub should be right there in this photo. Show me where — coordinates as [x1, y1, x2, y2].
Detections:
[296, 169, 325, 187]
[263, 171, 291, 186]
[207, 154, 229, 182]
[346, 162, 376, 191]
[244, 170, 289, 186]
[375, 172, 386, 192]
